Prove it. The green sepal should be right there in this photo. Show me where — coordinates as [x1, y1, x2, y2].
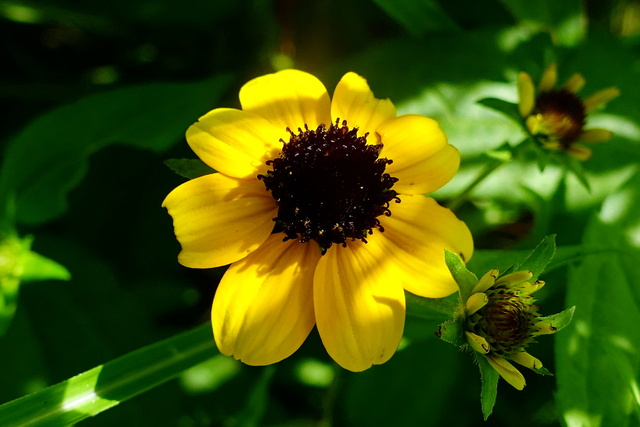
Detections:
[533, 366, 553, 376]
[476, 353, 499, 420]
[477, 97, 522, 125]
[513, 235, 556, 281]
[436, 318, 465, 346]
[164, 158, 216, 180]
[21, 250, 71, 282]
[538, 306, 575, 333]
[0, 232, 70, 335]
[444, 249, 478, 303]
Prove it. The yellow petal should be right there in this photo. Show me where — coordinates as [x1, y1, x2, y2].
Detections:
[212, 234, 321, 365]
[583, 87, 620, 113]
[162, 174, 277, 268]
[186, 108, 285, 179]
[567, 144, 593, 161]
[377, 195, 474, 298]
[239, 69, 332, 131]
[563, 73, 586, 93]
[471, 268, 498, 294]
[510, 351, 543, 370]
[331, 72, 396, 145]
[313, 239, 405, 372]
[486, 355, 526, 390]
[517, 72, 535, 117]
[465, 292, 488, 316]
[377, 115, 459, 194]
[495, 270, 533, 287]
[579, 128, 614, 143]
[539, 63, 557, 92]
[465, 331, 491, 354]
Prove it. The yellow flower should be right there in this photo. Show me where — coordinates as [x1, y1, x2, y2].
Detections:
[518, 63, 619, 161]
[163, 70, 473, 372]
[464, 269, 556, 390]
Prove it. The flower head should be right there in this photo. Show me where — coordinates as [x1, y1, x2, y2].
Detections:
[163, 70, 473, 371]
[463, 269, 556, 390]
[518, 63, 619, 161]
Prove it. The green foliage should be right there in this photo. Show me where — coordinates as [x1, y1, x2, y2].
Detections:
[0, 76, 231, 225]
[555, 172, 640, 426]
[1, 0, 639, 425]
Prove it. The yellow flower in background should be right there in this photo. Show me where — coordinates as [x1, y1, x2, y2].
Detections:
[163, 69, 473, 372]
[518, 63, 619, 161]
[463, 269, 556, 390]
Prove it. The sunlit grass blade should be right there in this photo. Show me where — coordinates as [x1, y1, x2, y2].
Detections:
[0, 323, 218, 426]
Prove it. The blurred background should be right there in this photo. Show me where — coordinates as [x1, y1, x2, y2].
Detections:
[1, 0, 639, 425]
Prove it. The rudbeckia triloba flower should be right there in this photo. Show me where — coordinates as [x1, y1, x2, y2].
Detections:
[518, 63, 619, 161]
[163, 70, 473, 372]
[463, 269, 556, 390]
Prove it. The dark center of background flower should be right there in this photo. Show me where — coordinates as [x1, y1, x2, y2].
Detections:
[535, 89, 586, 144]
[470, 284, 539, 356]
[258, 119, 400, 254]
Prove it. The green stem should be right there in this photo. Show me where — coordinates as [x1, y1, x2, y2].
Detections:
[447, 158, 509, 212]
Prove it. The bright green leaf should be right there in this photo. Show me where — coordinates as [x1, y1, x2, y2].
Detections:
[0, 323, 218, 426]
[555, 172, 640, 427]
[370, 0, 458, 36]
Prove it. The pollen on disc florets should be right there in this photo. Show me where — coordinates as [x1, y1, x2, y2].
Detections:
[258, 119, 400, 254]
[534, 89, 586, 145]
[467, 283, 540, 356]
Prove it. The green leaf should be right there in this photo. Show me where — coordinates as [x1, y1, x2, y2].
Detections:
[512, 235, 556, 281]
[164, 158, 216, 180]
[476, 354, 499, 420]
[0, 75, 232, 225]
[0, 323, 220, 426]
[477, 97, 523, 125]
[499, 0, 585, 46]
[555, 172, 640, 427]
[444, 249, 478, 303]
[370, 0, 459, 36]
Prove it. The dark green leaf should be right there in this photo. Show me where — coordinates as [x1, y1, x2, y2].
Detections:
[164, 158, 216, 180]
[0, 75, 232, 225]
[477, 97, 523, 125]
[370, 0, 459, 36]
